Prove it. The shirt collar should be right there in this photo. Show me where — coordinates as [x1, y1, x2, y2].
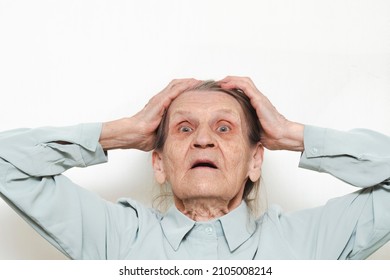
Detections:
[219, 201, 257, 251]
[160, 206, 196, 251]
[160, 202, 256, 252]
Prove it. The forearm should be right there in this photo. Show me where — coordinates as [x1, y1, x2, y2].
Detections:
[276, 121, 305, 152]
[0, 123, 111, 259]
[0, 123, 106, 177]
[299, 125, 390, 188]
[99, 117, 153, 151]
[100, 118, 133, 150]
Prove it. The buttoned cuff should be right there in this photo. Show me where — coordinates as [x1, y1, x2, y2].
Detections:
[78, 123, 107, 167]
[298, 125, 327, 172]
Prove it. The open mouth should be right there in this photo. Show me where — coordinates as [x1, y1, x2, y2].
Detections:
[191, 160, 218, 169]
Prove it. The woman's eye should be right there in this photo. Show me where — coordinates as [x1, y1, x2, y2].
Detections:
[217, 125, 230, 133]
[179, 126, 193, 133]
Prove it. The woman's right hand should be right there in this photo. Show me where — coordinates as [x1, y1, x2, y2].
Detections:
[100, 79, 200, 151]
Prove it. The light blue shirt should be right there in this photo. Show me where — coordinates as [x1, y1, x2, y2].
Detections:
[0, 124, 389, 259]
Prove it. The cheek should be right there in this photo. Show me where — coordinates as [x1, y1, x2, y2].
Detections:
[226, 137, 251, 161]
[162, 141, 186, 179]
[163, 134, 192, 160]
[223, 140, 253, 174]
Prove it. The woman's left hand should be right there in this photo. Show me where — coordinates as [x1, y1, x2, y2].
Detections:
[219, 76, 304, 151]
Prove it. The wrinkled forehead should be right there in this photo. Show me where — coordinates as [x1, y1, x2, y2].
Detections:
[167, 90, 245, 120]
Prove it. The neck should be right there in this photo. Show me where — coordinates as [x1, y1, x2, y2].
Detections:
[175, 197, 241, 221]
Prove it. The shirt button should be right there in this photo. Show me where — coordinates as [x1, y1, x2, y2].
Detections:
[205, 227, 213, 235]
[311, 147, 318, 155]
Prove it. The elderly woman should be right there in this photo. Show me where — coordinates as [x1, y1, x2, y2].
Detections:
[0, 76, 389, 259]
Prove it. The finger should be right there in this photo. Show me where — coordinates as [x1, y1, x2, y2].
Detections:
[165, 78, 200, 95]
[219, 76, 253, 85]
[219, 76, 263, 101]
[158, 78, 201, 108]
[145, 78, 201, 116]
[218, 76, 255, 92]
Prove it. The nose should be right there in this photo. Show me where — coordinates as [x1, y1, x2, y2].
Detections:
[192, 126, 216, 149]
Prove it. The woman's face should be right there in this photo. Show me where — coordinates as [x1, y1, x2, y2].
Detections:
[152, 90, 263, 210]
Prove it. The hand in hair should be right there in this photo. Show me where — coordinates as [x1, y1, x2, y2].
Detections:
[99, 79, 201, 151]
[219, 76, 304, 151]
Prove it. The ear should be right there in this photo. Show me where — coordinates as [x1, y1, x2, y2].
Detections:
[248, 142, 264, 182]
[152, 150, 166, 184]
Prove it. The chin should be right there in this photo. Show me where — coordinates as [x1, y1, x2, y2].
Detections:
[175, 182, 225, 199]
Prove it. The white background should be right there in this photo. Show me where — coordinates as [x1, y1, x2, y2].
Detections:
[0, 0, 389, 259]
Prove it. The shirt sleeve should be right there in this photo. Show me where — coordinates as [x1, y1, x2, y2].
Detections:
[299, 125, 390, 188]
[283, 125, 390, 259]
[0, 124, 141, 259]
